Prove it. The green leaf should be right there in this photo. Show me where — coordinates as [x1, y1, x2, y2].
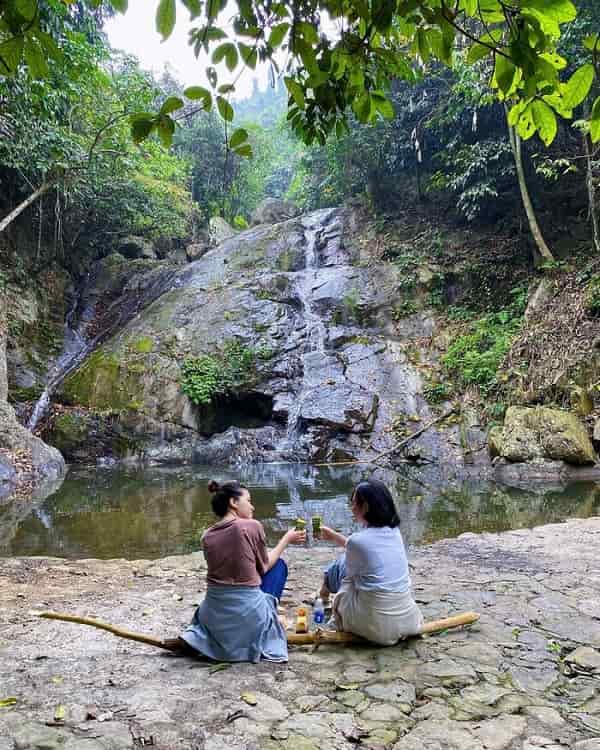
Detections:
[297, 21, 319, 46]
[284, 77, 305, 108]
[233, 144, 253, 158]
[156, 0, 176, 40]
[130, 114, 155, 143]
[516, 103, 536, 140]
[36, 32, 61, 61]
[494, 54, 517, 95]
[109, 0, 128, 12]
[181, 0, 201, 18]
[0, 698, 17, 708]
[206, 0, 226, 20]
[238, 42, 257, 69]
[562, 64, 595, 110]
[159, 96, 184, 115]
[590, 96, 600, 143]
[268, 22, 289, 49]
[23, 37, 48, 79]
[0, 37, 24, 75]
[538, 52, 567, 70]
[508, 101, 525, 127]
[230, 128, 248, 148]
[353, 92, 373, 123]
[212, 42, 238, 72]
[218, 83, 235, 94]
[15, 0, 37, 21]
[531, 99, 557, 145]
[523, 0, 576, 25]
[583, 34, 600, 53]
[157, 115, 175, 147]
[216, 96, 234, 121]
[206, 66, 218, 88]
[372, 93, 395, 119]
[184, 85, 212, 110]
[467, 41, 492, 65]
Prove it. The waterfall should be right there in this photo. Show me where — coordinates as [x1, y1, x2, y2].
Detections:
[27, 284, 91, 432]
[283, 210, 333, 446]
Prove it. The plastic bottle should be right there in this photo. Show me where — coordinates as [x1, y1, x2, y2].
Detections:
[313, 597, 325, 625]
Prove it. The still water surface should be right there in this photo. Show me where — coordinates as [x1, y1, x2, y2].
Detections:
[1, 463, 599, 559]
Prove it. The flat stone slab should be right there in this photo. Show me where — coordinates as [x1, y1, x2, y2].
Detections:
[1, 518, 600, 748]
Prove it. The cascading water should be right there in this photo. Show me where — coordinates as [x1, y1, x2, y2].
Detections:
[27, 283, 92, 431]
[283, 211, 333, 447]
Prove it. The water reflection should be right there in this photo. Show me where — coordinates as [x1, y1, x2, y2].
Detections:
[1, 464, 599, 560]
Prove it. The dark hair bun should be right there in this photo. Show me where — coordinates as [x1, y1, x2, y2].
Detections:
[207, 480, 220, 493]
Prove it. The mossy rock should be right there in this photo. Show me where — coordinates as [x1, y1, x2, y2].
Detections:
[60, 348, 143, 411]
[495, 406, 597, 466]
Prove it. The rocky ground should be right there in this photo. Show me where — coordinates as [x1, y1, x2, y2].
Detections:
[1, 518, 599, 750]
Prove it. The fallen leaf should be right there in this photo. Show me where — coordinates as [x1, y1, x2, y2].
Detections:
[172, 594, 183, 602]
[0, 697, 17, 708]
[335, 682, 360, 691]
[209, 663, 231, 675]
[240, 692, 258, 706]
[54, 705, 65, 722]
[51, 676, 63, 684]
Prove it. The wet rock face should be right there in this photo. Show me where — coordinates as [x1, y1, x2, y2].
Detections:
[48, 207, 474, 470]
[251, 198, 301, 226]
[492, 406, 597, 466]
[117, 235, 157, 260]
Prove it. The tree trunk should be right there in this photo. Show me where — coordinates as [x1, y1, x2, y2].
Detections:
[0, 181, 54, 235]
[583, 100, 600, 254]
[505, 109, 554, 261]
[0, 287, 7, 403]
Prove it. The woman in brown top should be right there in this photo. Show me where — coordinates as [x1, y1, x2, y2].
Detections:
[167, 480, 305, 662]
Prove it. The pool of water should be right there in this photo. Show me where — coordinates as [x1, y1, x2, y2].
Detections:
[1, 463, 599, 559]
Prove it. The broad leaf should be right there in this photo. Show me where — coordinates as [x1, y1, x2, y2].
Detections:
[234, 144, 253, 158]
[182, 0, 201, 18]
[517, 103, 536, 140]
[531, 99, 557, 145]
[230, 128, 248, 148]
[562, 64, 595, 110]
[583, 34, 600, 53]
[157, 115, 175, 147]
[268, 23, 289, 49]
[130, 116, 155, 143]
[15, 0, 37, 21]
[591, 96, 600, 143]
[156, 0, 176, 40]
[184, 85, 212, 110]
[23, 37, 48, 79]
[0, 37, 24, 75]
[109, 0, 128, 12]
[494, 54, 517, 95]
[238, 42, 257, 69]
[216, 96, 234, 121]
[284, 77, 305, 108]
[160, 96, 184, 115]
[523, 0, 576, 25]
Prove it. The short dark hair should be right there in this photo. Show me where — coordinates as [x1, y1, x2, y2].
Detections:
[353, 479, 400, 528]
[207, 480, 248, 518]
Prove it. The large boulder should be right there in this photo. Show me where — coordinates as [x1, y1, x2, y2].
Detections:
[0, 401, 65, 488]
[490, 406, 596, 466]
[251, 198, 300, 226]
[117, 235, 157, 260]
[209, 216, 236, 245]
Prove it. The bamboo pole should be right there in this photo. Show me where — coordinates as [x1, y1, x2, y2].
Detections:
[38, 610, 479, 650]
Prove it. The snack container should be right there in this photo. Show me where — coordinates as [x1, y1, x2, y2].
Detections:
[294, 518, 306, 531]
[295, 606, 308, 633]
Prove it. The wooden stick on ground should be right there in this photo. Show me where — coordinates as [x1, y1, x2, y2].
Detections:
[37, 610, 479, 650]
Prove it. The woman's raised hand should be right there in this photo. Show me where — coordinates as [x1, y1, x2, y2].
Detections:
[320, 526, 348, 546]
[285, 529, 307, 545]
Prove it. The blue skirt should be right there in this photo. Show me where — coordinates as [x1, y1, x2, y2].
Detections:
[181, 584, 288, 663]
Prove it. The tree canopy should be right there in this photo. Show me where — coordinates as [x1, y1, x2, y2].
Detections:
[0, 0, 599, 156]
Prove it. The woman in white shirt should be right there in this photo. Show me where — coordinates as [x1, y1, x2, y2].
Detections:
[319, 478, 423, 645]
